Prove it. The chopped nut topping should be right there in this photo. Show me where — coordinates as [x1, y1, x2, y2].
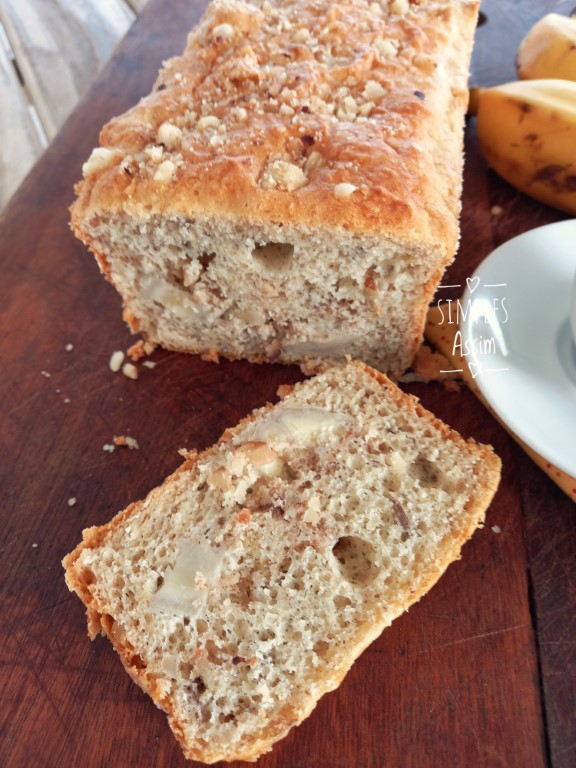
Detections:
[153, 160, 177, 183]
[390, 0, 410, 15]
[82, 147, 120, 177]
[304, 151, 324, 176]
[197, 115, 221, 131]
[373, 37, 399, 57]
[261, 159, 308, 191]
[334, 182, 358, 198]
[145, 145, 164, 163]
[363, 80, 386, 101]
[212, 22, 234, 40]
[82, 0, 456, 220]
[294, 28, 310, 43]
[157, 121, 183, 148]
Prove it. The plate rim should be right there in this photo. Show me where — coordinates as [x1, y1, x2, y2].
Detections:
[460, 219, 576, 477]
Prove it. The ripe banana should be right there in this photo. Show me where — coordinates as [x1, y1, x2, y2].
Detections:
[517, 13, 576, 81]
[476, 79, 576, 215]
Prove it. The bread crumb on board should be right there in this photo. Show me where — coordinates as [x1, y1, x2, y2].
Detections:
[122, 363, 139, 380]
[127, 339, 157, 362]
[110, 341, 157, 376]
[113, 435, 140, 450]
[399, 344, 461, 390]
[109, 350, 125, 372]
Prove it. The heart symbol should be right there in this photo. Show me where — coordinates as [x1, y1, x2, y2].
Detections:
[466, 276, 480, 294]
[468, 361, 480, 379]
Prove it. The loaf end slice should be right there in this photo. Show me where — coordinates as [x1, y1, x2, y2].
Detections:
[63, 362, 500, 763]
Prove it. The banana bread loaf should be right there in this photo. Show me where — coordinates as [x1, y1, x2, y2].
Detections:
[70, 0, 479, 376]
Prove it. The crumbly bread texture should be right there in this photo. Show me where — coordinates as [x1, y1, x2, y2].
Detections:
[70, 0, 479, 377]
[63, 362, 500, 763]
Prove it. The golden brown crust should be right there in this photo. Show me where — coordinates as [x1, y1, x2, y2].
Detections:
[71, 0, 478, 252]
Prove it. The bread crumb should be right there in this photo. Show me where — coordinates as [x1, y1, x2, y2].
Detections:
[103, 444, 116, 453]
[114, 435, 140, 450]
[142, 360, 157, 369]
[109, 350, 125, 372]
[334, 182, 358, 198]
[277, 384, 294, 398]
[490, 205, 503, 216]
[41, 371, 51, 378]
[64, 397, 71, 404]
[65, 343, 74, 352]
[201, 349, 220, 363]
[400, 345, 461, 383]
[144, 341, 156, 355]
[122, 362, 139, 380]
[491, 525, 501, 534]
[127, 340, 147, 362]
[68, 497, 77, 507]
[31, 543, 38, 548]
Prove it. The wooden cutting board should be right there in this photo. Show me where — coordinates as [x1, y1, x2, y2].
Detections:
[1, 1, 575, 767]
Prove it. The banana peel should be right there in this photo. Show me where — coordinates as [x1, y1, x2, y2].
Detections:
[517, 13, 576, 82]
[473, 79, 576, 215]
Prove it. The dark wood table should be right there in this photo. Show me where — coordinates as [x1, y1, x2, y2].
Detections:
[1, 1, 575, 766]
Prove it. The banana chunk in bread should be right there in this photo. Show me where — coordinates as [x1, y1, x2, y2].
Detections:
[63, 362, 500, 763]
[71, 0, 479, 376]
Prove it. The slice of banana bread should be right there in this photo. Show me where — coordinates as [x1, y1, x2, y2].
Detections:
[63, 362, 500, 763]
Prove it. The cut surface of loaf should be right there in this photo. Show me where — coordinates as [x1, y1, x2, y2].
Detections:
[70, 0, 479, 377]
[63, 362, 501, 763]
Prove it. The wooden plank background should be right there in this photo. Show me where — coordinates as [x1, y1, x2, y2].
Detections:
[0, 0, 147, 210]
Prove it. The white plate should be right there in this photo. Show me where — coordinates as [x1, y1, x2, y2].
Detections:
[460, 219, 576, 477]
